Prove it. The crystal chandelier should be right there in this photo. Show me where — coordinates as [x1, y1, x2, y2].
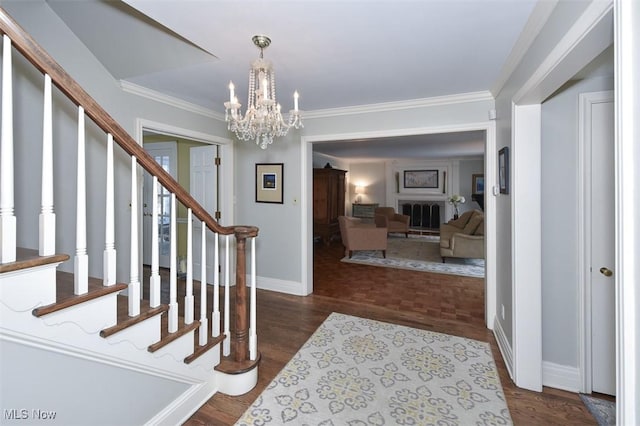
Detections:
[224, 35, 303, 149]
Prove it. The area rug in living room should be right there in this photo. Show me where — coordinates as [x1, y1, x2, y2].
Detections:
[341, 235, 485, 278]
[236, 312, 511, 425]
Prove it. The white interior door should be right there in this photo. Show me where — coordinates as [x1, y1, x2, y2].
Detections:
[143, 142, 177, 268]
[590, 95, 615, 396]
[190, 145, 218, 284]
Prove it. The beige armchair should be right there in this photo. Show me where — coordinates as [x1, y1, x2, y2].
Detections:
[374, 207, 410, 238]
[439, 210, 485, 262]
[338, 216, 387, 258]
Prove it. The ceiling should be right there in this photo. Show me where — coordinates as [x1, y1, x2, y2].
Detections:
[45, 0, 539, 159]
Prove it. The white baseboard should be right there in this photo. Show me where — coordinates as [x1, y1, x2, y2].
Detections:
[542, 361, 581, 392]
[493, 315, 514, 381]
[248, 275, 305, 296]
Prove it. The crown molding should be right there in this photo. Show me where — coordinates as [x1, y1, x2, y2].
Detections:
[490, 0, 559, 97]
[119, 80, 224, 120]
[303, 91, 494, 119]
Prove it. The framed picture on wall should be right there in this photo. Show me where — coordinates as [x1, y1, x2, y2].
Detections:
[472, 174, 485, 194]
[403, 170, 439, 189]
[498, 147, 510, 194]
[255, 163, 284, 203]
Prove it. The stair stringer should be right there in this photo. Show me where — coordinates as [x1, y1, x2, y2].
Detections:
[0, 296, 223, 424]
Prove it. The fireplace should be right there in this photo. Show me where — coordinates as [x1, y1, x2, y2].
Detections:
[398, 200, 445, 230]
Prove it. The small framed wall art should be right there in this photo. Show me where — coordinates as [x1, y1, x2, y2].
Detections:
[255, 163, 284, 204]
[472, 174, 485, 194]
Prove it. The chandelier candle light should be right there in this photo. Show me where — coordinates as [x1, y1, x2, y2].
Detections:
[224, 35, 303, 149]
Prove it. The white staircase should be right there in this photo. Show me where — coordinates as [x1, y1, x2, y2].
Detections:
[0, 8, 259, 424]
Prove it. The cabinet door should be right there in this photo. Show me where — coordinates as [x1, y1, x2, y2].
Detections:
[313, 173, 329, 223]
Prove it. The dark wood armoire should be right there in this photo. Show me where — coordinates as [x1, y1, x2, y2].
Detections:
[313, 168, 347, 245]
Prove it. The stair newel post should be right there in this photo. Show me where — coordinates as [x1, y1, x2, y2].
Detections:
[1, 35, 16, 264]
[168, 193, 178, 333]
[212, 231, 220, 337]
[74, 106, 88, 295]
[39, 73, 55, 256]
[233, 230, 249, 362]
[128, 156, 140, 316]
[223, 234, 230, 356]
[249, 236, 257, 360]
[199, 221, 208, 346]
[184, 208, 194, 324]
[103, 133, 116, 286]
[149, 176, 161, 307]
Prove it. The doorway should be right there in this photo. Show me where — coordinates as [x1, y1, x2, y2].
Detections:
[302, 122, 497, 330]
[134, 119, 236, 286]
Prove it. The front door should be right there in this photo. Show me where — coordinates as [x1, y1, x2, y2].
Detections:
[190, 145, 218, 284]
[142, 142, 177, 268]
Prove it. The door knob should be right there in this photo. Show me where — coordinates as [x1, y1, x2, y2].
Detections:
[599, 267, 613, 277]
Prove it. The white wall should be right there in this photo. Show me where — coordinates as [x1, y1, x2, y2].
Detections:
[541, 73, 614, 368]
[347, 162, 386, 210]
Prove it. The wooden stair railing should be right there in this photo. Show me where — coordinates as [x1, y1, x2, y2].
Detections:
[0, 7, 259, 373]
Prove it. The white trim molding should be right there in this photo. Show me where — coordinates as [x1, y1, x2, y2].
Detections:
[542, 361, 581, 393]
[121, 81, 223, 120]
[614, 0, 639, 423]
[304, 91, 493, 119]
[493, 315, 514, 380]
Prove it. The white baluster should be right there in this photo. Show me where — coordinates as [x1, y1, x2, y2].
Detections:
[168, 194, 178, 332]
[1, 35, 16, 264]
[184, 208, 194, 324]
[223, 234, 230, 356]
[250, 237, 257, 360]
[149, 177, 161, 307]
[212, 232, 220, 337]
[103, 134, 116, 285]
[74, 106, 88, 295]
[39, 74, 55, 256]
[199, 221, 208, 346]
[128, 156, 140, 316]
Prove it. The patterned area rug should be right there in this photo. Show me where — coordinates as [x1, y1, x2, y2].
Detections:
[341, 235, 485, 278]
[236, 313, 511, 425]
[579, 394, 615, 425]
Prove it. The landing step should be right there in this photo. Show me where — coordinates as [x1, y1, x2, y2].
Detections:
[100, 295, 168, 338]
[33, 271, 126, 317]
[215, 352, 261, 375]
[0, 247, 69, 274]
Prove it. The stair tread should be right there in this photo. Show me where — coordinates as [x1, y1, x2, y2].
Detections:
[184, 330, 226, 364]
[148, 314, 200, 353]
[0, 247, 69, 273]
[33, 271, 126, 317]
[100, 295, 168, 338]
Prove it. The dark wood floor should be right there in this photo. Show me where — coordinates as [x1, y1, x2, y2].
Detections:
[185, 240, 599, 425]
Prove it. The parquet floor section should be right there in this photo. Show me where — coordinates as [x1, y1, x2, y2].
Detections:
[184, 240, 599, 425]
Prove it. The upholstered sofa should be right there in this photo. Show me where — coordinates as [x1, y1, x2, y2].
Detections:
[338, 216, 387, 258]
[374, 207, 410, 237]
[439, 210, 484, 262]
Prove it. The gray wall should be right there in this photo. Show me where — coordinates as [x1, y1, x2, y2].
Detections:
[494, 0, 594, 347]
[541, 72, 614, 367]
[0, 340, 189, 425]
[4, 1, 226, 283]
